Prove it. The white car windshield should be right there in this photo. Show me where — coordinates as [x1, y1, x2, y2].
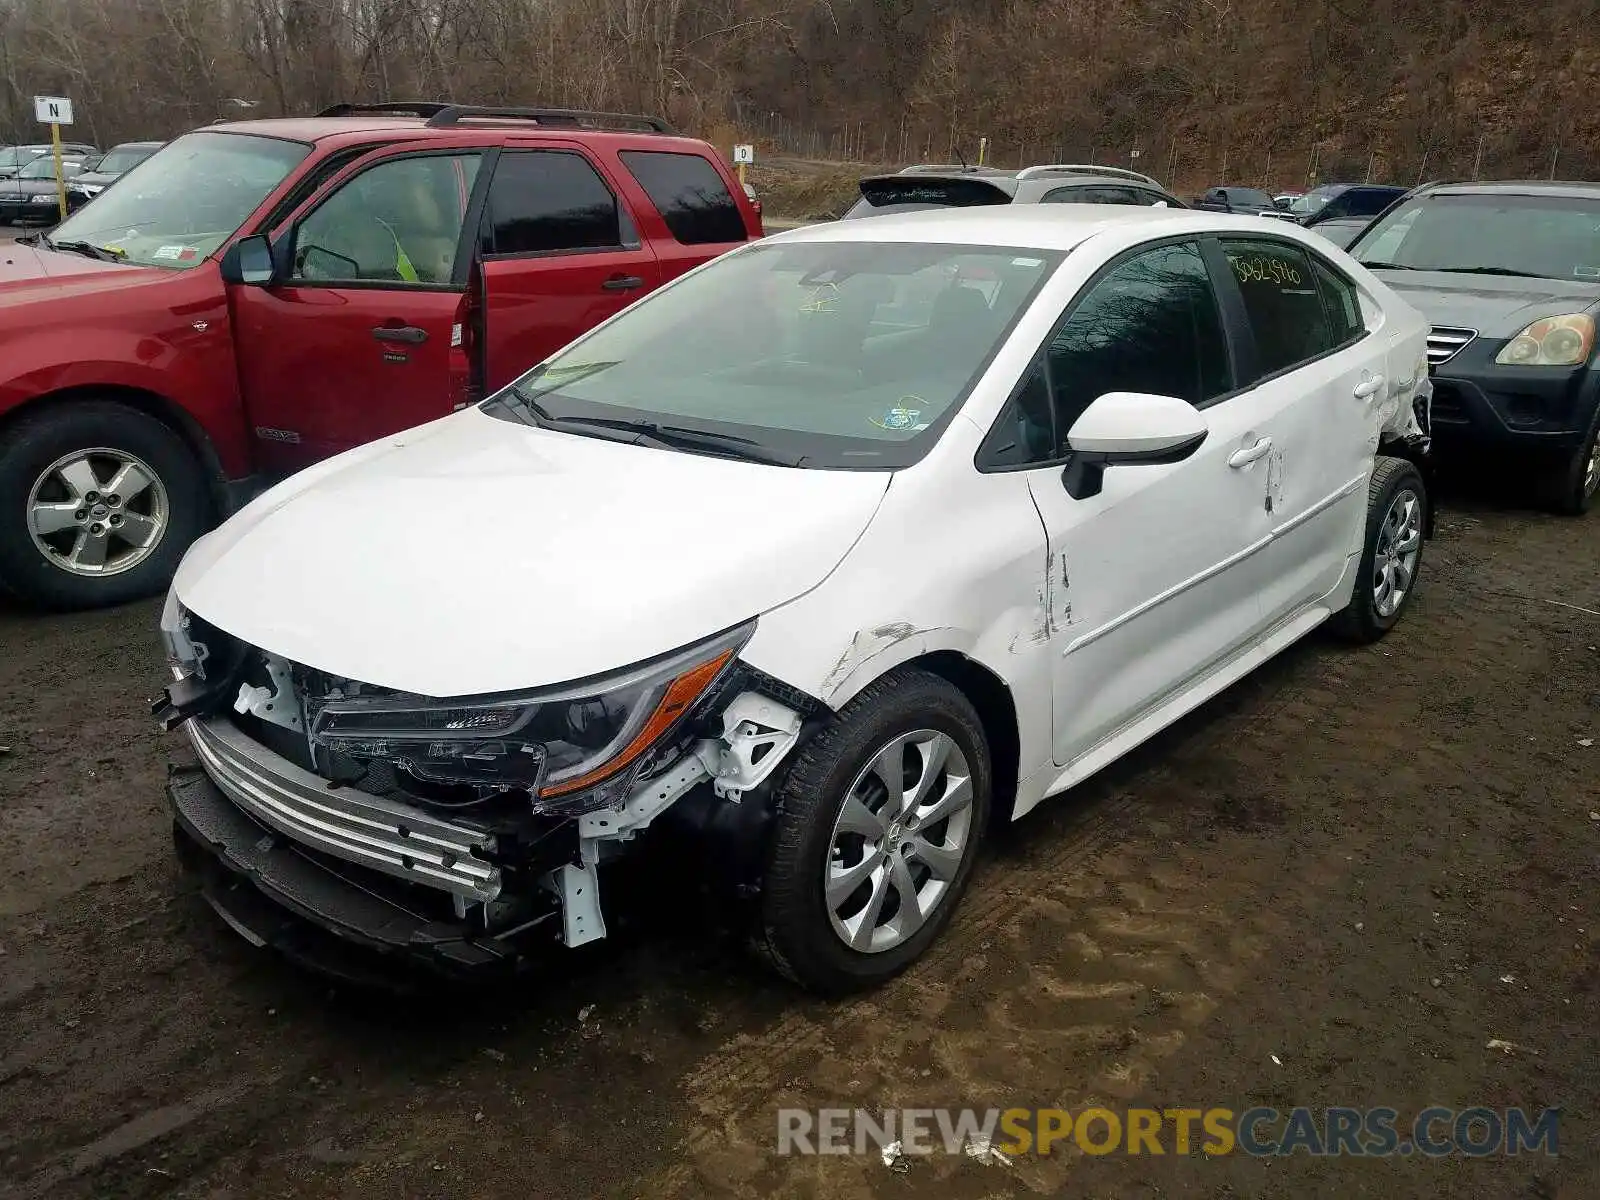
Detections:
[46, 131, 311, 269]
[486, 240, 1062, 469]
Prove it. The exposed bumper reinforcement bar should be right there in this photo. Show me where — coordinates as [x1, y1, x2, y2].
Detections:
[168, 764, 527, 976]
[185, 716, 500, 902]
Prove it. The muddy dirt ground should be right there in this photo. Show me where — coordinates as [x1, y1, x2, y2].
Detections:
[2, 478, 1598, 1199]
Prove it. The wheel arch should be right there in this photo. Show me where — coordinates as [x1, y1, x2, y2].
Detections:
[0, 384, 229, 521]
[898, 650, 1022, 828]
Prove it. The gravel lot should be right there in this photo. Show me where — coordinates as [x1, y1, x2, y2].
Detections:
[0, 387, 1597, 1192]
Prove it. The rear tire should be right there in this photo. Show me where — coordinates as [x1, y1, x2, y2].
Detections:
[0, 401, 209, 610]
[753, 668, 991, 995]
[1330, 456, 1427, 644]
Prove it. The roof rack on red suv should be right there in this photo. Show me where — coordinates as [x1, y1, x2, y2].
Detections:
[312, 101, 676, 135]
[314, 102, 455, 118]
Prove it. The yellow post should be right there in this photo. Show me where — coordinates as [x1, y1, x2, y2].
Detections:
[978, 137, 988, 166]
[50, 121, 66, 223]
[738, 161, 747, 188]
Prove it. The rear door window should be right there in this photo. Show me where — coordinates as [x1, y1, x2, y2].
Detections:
[619, 150, 745, 244]
[1311, 258, 1366, 347]
[1221, 239, 1335, 377]
[481, 149, 632, 255]
[1343, 188, 1400, 218]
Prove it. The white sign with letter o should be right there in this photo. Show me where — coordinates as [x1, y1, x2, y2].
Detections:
[34, 95, 74, 125]
[733, 144, 754, 164]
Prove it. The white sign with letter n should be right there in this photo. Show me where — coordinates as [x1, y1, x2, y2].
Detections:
[34, 95, 74, 125]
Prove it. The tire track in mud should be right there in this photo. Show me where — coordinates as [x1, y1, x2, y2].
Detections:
[643, 684, 1324, 1199]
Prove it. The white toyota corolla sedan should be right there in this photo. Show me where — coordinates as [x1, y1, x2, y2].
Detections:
[158, 206, 1433, 993]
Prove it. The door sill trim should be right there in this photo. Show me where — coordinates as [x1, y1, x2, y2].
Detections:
[1044, 604, 1331, 800]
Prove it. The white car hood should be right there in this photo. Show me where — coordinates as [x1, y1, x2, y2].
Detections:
[175, 409, 890, 696]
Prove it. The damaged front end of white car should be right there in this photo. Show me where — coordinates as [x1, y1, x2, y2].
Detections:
[155, 599, 814, 980]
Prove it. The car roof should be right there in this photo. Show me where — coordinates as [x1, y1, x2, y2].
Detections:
[860, 168, 1174, 201]
[772, 203, 1306, 251]
[1418, 179, 1600, 201]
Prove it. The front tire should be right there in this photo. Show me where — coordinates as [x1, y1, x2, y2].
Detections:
[1549, 406, 1599, 516]
[0, 401, 209, 609]
[754, 668, 992, 995]
[1330, 456, 1427, 643]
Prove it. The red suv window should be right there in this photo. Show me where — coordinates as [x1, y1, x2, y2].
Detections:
[619, 150, 744, 244]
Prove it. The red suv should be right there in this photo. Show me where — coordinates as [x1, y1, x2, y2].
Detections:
[0, 103, 762, 609]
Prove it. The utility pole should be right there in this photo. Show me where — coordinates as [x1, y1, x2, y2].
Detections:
[1472, 133, 1485, 180]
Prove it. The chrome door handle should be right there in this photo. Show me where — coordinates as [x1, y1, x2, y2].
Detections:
[1228, 436, 1272, 468]
[1353, 375, 1386, 400]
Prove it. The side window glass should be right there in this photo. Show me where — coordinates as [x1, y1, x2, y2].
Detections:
[980, 362, 1056, 467]
[481, 150, 628, 256]
[619, 150, 745, 244]
[1046, 241, 1230, 434]
[1221, 239, 1334, 376]
[293, 153, 480, 285]
[1347, 190, 1396, 217]
[1311, 258, 1365, 346]
[1041, 187, 1088, 205]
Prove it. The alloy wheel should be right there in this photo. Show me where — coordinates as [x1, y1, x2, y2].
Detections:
[824, 729, 975, 954]
[27, 447, 169, 577]
[1372, 487, 1422, 618]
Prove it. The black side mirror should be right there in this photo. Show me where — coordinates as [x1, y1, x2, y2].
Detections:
[220, 233, 275, 286]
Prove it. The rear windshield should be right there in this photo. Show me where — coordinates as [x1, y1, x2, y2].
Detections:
[844, 177, 1013, 219]
[1227, 188, 1274, 208]
[1353, 193, 1600, 281]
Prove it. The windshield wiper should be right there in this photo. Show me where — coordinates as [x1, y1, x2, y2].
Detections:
[1359, 260, 1415, 271]
[542, 415, 804, 466]
[1426, 266, 1548, 279]
[41, 235, 125, 263]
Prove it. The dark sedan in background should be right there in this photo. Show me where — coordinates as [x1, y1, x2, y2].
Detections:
[67, 140, 162, 208]
[1193, 185, 1276, 214]
[1293, 183, 1409, 247]
[0, 156, 85, 223]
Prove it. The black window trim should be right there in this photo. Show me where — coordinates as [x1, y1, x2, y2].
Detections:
[276, 146, 497, 294]
[1207, 233, 1372, 390]
[976, 233, 1244, 474]
[478, 146, 644, 262]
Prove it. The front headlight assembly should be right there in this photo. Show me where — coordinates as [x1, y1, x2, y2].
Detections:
[306, 621, 754, 814]
[1494, 313, 1596, 367]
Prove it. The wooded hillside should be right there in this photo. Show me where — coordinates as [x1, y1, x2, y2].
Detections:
[3, 0, 1597, 190]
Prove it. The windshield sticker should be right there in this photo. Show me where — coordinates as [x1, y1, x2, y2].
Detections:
[1012, 256, 1044, 267]
[151, 245, 187, 261]
[1574, 265, 1600, 279]
[870, 404, 924, 431]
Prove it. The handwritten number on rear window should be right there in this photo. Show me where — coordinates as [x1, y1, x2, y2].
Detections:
[1230, 254, 1301, 287]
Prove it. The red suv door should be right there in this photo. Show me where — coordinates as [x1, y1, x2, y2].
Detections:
[474, 142, 663, 394]
[227, 140, 489, 471]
